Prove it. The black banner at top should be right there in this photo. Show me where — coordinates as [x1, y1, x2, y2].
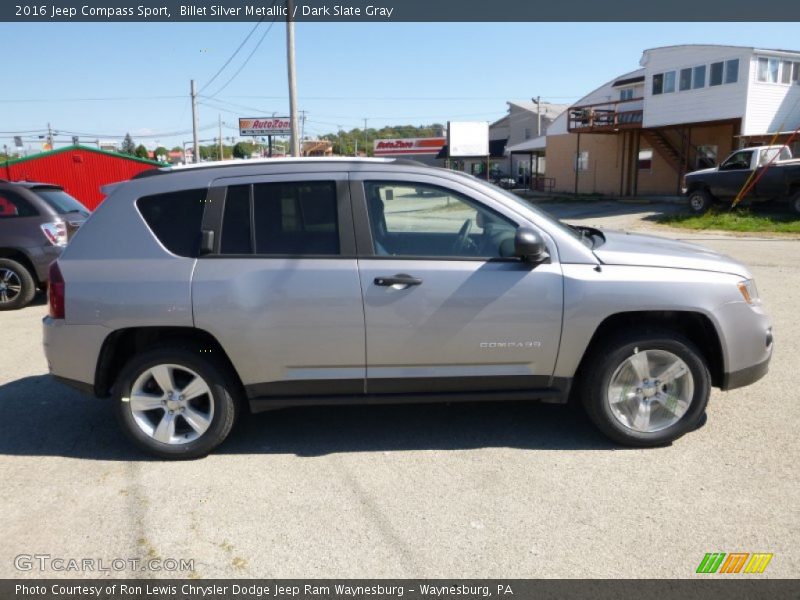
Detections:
[3, 0, 800, 22]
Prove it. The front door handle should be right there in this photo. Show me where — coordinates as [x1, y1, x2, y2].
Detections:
[374, 273, 423, 287]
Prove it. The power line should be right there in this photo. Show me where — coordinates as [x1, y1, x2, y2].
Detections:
[197, 17, 267, 94]
[206, 1, 280, 99]
[0, 96, 185, 103]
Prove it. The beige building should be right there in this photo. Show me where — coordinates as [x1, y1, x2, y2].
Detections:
[545, 44, 800, 196]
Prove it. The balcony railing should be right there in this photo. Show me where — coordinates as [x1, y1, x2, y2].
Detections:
[568, 98, 644, 132]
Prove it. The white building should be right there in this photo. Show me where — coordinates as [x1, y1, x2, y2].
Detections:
[545, 44, 800, 195]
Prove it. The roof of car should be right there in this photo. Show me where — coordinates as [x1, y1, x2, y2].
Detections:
[0, 179, 63, 189]
[132, 157, 429, 180]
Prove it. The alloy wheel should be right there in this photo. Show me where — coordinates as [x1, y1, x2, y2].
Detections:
[0, 268, 22, 304]
[126, 364, 214, 444]
[606, 348, 694, 433]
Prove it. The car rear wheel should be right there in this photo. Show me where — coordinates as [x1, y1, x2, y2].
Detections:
[0, 258, 36, 311]
[791, 191, 800, 215]
[579, 331, 711, 447]
[114, 347, 238, 459]
[688, 189, 712, 214]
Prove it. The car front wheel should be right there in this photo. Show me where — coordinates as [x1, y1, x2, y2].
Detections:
[687, 189, 712, 214]
[114, 347, 238, 459]
[579, 331, 711, 447]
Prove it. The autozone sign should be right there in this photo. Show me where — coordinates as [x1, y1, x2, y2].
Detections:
[239, 117, 292, 136]
[373, 137, 446, 156]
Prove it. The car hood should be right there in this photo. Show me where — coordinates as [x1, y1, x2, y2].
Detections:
[685, 166, 717, 178]
[593, 230, 751, 278]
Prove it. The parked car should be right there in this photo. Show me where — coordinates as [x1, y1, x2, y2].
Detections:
[492, 175, 517, 189]
[0, 180, 89, 310]
[43, 159, 772, 458]
[683, 145, 800, 214]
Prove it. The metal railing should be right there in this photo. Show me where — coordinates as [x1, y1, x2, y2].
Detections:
[568, 98, 644, 132]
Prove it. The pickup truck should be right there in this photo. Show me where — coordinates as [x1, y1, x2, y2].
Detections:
[683, 145, 800, 214]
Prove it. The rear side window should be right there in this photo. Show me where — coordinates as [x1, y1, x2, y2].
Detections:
[32, 188, 89, 216]
[0, 190, 38, 218]
[137, 189, 206, 257]
[220, 181, 339, 256]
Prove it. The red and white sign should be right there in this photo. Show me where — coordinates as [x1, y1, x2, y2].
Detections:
[373, 137, 446, 156]
[239, 117, 292, 136]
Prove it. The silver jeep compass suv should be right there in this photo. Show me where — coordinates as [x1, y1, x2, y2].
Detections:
[43, 159, 773, 458]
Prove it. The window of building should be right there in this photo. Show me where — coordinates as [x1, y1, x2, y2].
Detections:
[693, 65, 706, 89]
[663, 71, 676, 93]
[710, 61, 724, 86]
[679, 68, 692, 91]
[575, 151, 589, 172]
[524, 128, 533, 140]
[137, 189, 205, 257]
[251, 181, 339, 255]
[638, 149, 653, 170]
[652, 73, 664, 95]
[620, 87, 634, 101]
[757, 57, 780, 83]
[725, 59, 739, 83]
[695, 145, 718, 170]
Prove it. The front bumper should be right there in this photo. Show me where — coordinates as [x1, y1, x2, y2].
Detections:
[722, 353, 771, 390]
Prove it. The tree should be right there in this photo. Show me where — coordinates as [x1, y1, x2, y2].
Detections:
[119, 133, 136, 155]
[171, 146, 182, 153]
[153, 146, 169, 162]
[134, 144, 150, 159]
[232, 142, 255, 159]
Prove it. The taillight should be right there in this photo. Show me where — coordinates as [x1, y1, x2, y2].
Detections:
[48, 261, 65, 319]
[41, 221, 68, 247]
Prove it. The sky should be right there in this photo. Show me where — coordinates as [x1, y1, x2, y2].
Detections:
[1, 22, 798, 151]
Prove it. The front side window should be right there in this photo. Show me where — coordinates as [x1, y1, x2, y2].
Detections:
[363, 181, 517, 259]
[137, 189, 205, 257]
[720, 150, 753, 171]
[0, 190, 37, 218]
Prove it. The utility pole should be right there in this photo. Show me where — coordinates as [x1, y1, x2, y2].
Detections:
[533, 96, 542, 136]
[363, 118, 368, 157]
[286, 0, 300, 157]
[191, 79, 200, 163]
[218, 114, 223, 161]
[46, 123, 53, 150]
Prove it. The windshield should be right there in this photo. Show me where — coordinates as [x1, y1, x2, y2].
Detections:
[32, 188, 90, 215]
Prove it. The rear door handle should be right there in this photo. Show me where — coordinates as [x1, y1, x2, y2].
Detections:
[374, 273, 423, 287]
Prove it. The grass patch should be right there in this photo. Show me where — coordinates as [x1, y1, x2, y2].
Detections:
[657, 208, 800, 233]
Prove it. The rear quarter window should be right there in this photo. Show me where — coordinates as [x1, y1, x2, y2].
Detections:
[137, 189, 206, 257]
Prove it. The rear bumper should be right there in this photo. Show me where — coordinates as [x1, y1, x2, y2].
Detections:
[42, 316, 107, 395]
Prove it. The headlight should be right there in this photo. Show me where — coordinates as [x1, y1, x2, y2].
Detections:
[738, 279, 759, 305]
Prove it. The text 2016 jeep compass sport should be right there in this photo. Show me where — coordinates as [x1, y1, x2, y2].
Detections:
[43, 159, 773, 458]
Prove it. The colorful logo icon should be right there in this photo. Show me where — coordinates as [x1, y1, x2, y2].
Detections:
[697, 552, 773, 574]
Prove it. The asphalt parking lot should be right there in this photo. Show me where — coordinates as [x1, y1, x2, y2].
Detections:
[1, 201, 798, 579]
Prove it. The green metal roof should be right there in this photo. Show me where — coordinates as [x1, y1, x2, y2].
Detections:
[0, 144, 167, 168]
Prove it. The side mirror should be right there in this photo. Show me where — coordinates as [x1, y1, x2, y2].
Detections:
[514, 228, 549, 264]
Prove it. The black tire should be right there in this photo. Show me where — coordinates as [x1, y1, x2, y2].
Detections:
[578, 330, 711, 447]
[0, 258, 36, 311]
[687, 189, 713, 214]
[113, 346, 239, 459]
[791, 191, 800, 215]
